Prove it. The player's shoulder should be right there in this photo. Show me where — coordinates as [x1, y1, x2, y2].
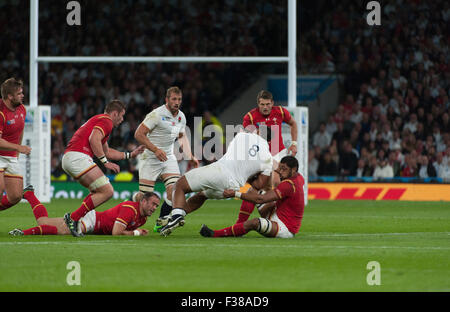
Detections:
[278, 178, 297, 192]
[146, 105, 164, 118]
[246, 108, 260, 117]
[120, 201, 139, 214]
[93, 113, 113, 123]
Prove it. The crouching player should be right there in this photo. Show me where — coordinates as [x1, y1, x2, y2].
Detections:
[9, 187, 160, 236]
[200, 156, 304, 239]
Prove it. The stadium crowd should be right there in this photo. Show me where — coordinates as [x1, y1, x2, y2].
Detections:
[0, 0, 286, 181]
[304, 0, 450, 181]
[1, 0, 449, 182]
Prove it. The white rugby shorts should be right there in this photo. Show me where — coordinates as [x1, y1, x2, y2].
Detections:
[184, 162, 240, 199]
[78, 210, 96, 234]
[269, 211, 294, 239]
[0, 156, 22, 177]
[62, 152, 98, 179]
[138, 154, 180, 182]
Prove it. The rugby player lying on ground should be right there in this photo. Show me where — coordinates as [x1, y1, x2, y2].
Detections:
[9, 187, 159, 236]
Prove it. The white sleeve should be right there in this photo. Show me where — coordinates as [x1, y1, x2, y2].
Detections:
[260, 144, 274, 176]
[142, 110, 159, 131]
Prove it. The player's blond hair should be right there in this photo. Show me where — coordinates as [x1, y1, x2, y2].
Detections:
[1, 78, 23, 100]
[166, 86, 182, 98]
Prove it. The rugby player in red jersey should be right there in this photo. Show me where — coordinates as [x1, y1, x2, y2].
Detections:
[237, 90, 298, 224]
[9, 189, 159, 236]
[0, 78, 32, 212]
[201, 156, 305, 239]
[61, 99, 145, 237]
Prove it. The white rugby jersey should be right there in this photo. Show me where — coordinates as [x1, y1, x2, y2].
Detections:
[217, 132, 274, 187]
[141, 104, 186, 159]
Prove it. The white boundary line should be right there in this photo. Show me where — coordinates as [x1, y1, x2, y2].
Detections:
[1, 241, 449, 251]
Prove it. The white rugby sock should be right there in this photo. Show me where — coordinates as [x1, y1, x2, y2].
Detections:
[171, 208, 186, 217]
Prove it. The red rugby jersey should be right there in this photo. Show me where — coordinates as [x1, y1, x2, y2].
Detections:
[273, 173, 305, 234]
[65, 114, 113, 157]
[0, 99, 26, 157]
[93, 201, 147, 235]
[243, 106, 292, 156]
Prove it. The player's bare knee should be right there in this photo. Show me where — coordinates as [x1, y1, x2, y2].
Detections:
[175, 176, 191, 193]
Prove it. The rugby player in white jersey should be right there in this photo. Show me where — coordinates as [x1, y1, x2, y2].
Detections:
[134, 87, 199, 232]
[159, 126, 275, 236]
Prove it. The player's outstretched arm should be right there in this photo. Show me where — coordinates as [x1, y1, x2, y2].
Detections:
[111, 222, 149, 236]
[223, 188, 279, 205]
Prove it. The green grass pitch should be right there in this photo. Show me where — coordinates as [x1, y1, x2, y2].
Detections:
[0, 198, 448, 292]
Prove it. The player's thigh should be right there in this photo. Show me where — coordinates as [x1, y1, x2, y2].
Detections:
[77, 166, 111, 193]
[184, 163, 229, 192]
[268, 213, 294, 238]
[62, 152, 97, 180]
[138, 158, 164, 183]
[161, 173, 181, 200]
[4, 175, 23, 202]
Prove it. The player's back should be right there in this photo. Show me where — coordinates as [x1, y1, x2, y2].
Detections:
[217, 132, 273, 186]
[65, 114, 113, 157]
[94, 201, 146, 235]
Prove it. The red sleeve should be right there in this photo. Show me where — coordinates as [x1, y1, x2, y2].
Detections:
[0, 111, 5, 134]
[243, 112, 254, 128]
[275, 180, 296, 199]
[281, 107, 292, 123]
[115, 204, 138, 228]
[93, 118, 113, 138]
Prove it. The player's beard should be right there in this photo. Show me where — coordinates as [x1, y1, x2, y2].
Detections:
[11, 98, 22, 108]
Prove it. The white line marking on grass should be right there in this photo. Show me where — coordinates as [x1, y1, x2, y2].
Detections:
[1, 241, 449, 251]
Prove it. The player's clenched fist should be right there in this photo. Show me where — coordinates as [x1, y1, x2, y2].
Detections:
[18, 145, 32, 155]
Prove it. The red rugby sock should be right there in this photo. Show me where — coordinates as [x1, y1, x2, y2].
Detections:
[23, 225, 58, 235]
[214, 223, 248, 237]
[236, 200, 255, 223]
[23, 191, 48, 220]
[70, 194, 95, 221]
[0, 196, 14, 211]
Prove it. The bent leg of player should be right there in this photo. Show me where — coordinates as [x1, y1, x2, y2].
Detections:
[0, 158, 24, 211]
[268, 212, 294, 238]
[62, 152, 113, 237]
[159, 176, 191, 237]
[161, 173, 180, 217]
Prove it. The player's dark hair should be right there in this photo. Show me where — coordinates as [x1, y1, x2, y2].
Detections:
[280, 156, 299, 172]
[256, 90, 273, 104]
[105, 99, 126, 114]
[1, 78, 23, 99]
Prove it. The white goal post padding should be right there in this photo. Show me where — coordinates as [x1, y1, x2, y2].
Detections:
[19, 106, 52, 203]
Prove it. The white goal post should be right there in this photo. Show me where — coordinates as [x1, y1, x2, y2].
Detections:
[28, 0, 308, 203]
